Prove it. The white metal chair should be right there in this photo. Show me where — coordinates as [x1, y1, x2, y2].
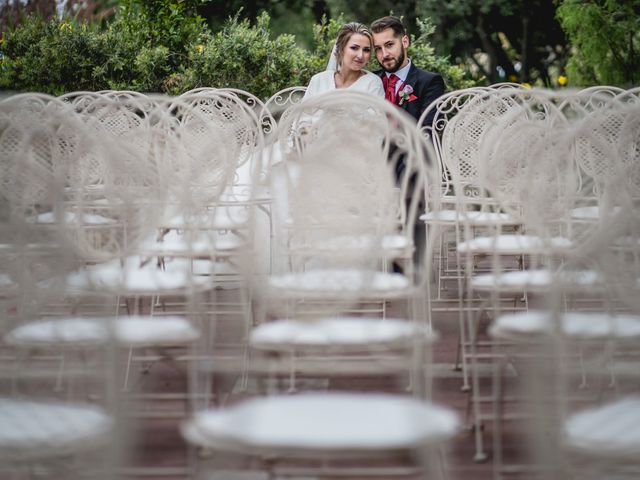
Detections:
[466, 90, 640, 467]
[452, 88, 601, 462]
[417, 86, 525, 392]
[0, 93, 122, 480]
[181, 91, 459, 479]
[489, 202, 640, 479]
[246, 92, 434, 394]
[171, 89, 269, 277]
[264, 85, 307, 127]
[0, 397, 117, 479]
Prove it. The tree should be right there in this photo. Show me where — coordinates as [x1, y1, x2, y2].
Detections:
[557, 0, 640, 87]
[416, 0, 568, 86]
[61, 1, 118, 22]
[0, 0, 117, 32]
[0, 2, 475, 94]
[197, 0, 329, 38]
[194, 0, 331, 49]
[326, 0, 436, 36]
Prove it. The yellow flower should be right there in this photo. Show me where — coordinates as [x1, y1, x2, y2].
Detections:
[508, 74, 518, 82]
[558, 75, 568, 87]
[521, 82, 531, 88]
[195, 44, 205, 54]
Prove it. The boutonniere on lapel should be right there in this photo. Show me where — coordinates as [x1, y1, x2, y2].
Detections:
[398, 85, 417, 105]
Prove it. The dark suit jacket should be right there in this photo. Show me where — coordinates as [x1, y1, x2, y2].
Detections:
[377, 63, 445, 127]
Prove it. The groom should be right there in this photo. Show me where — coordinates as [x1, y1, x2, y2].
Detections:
[371, 16, 443, 269]
[371, 16, 445, 127]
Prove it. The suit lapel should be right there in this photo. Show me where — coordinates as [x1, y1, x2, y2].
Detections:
[399, 64, 419, 111]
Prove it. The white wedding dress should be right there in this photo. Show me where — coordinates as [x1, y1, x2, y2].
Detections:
[303, 70, 384, 100]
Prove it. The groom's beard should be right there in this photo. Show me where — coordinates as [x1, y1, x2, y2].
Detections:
[380, 47, 406, 73]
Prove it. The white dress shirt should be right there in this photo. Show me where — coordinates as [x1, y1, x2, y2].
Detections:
[384, 60, 412, 95]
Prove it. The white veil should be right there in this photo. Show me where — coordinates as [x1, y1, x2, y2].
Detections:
[326, 42, 338, 71]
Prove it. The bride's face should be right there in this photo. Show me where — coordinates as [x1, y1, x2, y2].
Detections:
[341, 33, 372, 72]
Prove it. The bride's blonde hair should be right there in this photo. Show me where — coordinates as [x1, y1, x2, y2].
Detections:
[334, 22, 373, 71]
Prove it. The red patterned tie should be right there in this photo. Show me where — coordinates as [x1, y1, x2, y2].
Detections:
[384, 73, 399, 103]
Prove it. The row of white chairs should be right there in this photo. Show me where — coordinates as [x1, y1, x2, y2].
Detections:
[0, 88, 269, 478]
[0, 87, 461, 479]
[2, 83, 638, 479]
[419, 84, 640, 478]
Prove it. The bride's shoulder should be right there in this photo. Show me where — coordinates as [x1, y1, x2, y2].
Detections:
[361, 70, 383, 83]
[309, 70, 336, 84]
[313, 70, 335, 79]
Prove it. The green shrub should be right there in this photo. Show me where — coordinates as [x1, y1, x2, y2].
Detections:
[0, 17, 111, 94]
[117, 0, 209, 55]
[173, 12, 314, 98]
[91, 15, 147, 90]
[557, 0, 640, 87]
[0, 9, 476, 96]
[100, 0, 209, 92]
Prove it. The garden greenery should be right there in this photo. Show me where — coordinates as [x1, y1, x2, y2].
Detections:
[557, 0, 640, 87]
[0, 5, 475, 98]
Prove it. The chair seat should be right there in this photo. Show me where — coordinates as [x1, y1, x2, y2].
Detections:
[471, 269, 600, 293]
[114, 315, 200, 345]
[268, 269, 411, 298]
[570, 205, 622, 220]
[570, 206, 599, 220]
[564, 396, 640, 457]
[4, 316, 200, 347]
[457, 234, 572, 255]
[30, 211, 117, 225]
[421, 209, 515, 226]
[141, 229, 244, 255]
[250, 317, 435, 350]
[181, 393, 459, 456]
[61, 257, 212, 294]
[0, 398, 112, 460]
[490, 310, 640, 341]
[0, 273, 16, 294]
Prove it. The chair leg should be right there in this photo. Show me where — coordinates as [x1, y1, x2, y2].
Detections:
[468, 301, 489, 462]
[53, 351, 65, 393]
[453, 325, 462, 367]
[458, 301, 471, 392]
[416, 445, 450, 480]
[287, 351, 297, 393]
[492, 343, 505, 479]
[122, 346, 134, 392]
[456, 228, 471, 392]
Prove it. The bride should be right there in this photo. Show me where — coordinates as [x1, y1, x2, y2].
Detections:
[303, 22, 385, 99]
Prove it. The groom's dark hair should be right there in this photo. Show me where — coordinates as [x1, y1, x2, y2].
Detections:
[370, 16, 407, 39]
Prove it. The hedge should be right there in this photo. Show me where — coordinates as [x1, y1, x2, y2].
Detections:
[0, 10, 476, 99]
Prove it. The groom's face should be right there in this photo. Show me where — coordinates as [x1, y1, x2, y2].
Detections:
[373, 28, 410, 73]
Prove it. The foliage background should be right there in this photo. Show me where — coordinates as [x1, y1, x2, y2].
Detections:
[0, 0, 474, 97]
[0, 0, 638, 95]
[557, 0, 639, 87]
